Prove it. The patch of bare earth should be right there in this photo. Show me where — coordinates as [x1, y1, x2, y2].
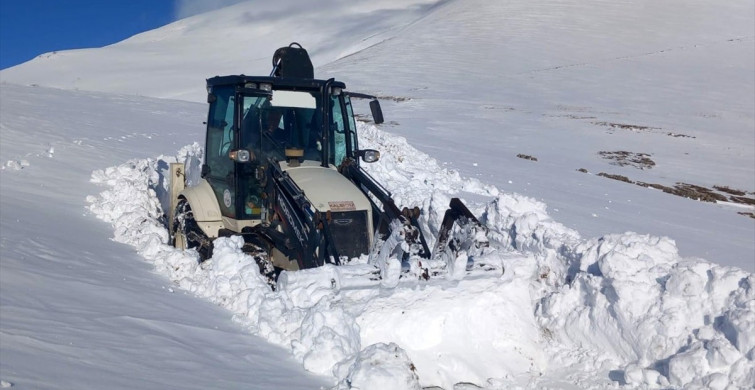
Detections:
[641, 182, 729, 203]
[593, 121, 696, 138]
[578, 170, 754, 217]
[714, 186, 747, 196]
[599, 151, 655, 170]
[377, 95, 411, 102]
[593, 121, 660, 132]
[484, 105, 516, 111]
[517, 154, 538, 162]
[597, 172, 632, 183]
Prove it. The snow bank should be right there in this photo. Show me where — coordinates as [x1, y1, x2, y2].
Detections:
[87, 123, 754, 389]
[86, 143, 396, 387]
[335, 343, 421, 390]
[357, 124, 499, 244]
[354, 277, 546, 388]
[539, 233, 755, 388]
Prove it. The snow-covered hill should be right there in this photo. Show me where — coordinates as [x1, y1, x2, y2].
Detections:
[1, 0, 753, 389]
[3, 0, 753, 268]
[0, 0, 439, 101]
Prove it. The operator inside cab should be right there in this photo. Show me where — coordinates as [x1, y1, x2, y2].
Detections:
[242, 100, 320, 163]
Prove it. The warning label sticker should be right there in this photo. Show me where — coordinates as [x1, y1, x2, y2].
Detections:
[328, 201, 356, 211]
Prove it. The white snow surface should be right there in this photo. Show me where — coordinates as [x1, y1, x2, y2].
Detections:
[1, 0, 754, 389]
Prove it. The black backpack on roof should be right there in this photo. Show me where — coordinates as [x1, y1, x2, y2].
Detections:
[271, 42, 314, 79]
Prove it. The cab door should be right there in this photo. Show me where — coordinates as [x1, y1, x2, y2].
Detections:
[237, 94, 270, 219]
[204, 85, 270, 219]
[204, 85, 238, 218]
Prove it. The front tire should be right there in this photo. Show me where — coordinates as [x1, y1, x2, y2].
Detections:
[172, 199, 213, 261]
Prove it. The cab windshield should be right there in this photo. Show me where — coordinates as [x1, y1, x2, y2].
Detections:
[203, 85, 353, 221]
[240, 89, 350, 167]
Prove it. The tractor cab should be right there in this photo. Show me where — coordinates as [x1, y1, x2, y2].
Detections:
[202, 46, 382, 223]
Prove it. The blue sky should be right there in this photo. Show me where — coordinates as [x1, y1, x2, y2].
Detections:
[0, 0, 246, 70]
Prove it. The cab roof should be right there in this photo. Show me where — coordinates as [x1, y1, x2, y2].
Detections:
[206, 75, 346, 90]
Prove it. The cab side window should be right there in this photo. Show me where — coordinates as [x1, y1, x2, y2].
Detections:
[330, 96, 347, 166]
[205, 86, 236, 218]
[239, 96, 265, 219]
[344, 96, 358, 157]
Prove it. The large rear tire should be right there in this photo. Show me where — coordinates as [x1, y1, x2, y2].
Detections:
[172, 199, 213, 261]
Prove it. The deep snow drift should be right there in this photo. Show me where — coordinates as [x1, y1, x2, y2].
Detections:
[83, 119, 754, 389]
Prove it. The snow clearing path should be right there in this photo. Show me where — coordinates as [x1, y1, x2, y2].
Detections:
[84, 121, 755, 389]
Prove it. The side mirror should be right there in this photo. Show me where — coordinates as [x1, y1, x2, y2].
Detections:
[229, 149, 251, 163]
[370, 100, 384, 124]
[207, 93, 217, 103]
[201, 164, 210, 177]
[357, 149, 380, 163]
